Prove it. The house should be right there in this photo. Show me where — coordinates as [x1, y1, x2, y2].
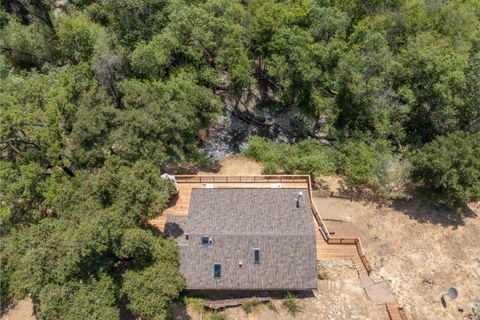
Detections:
[163, 184, 318, 291]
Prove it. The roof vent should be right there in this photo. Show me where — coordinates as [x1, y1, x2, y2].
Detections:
[296, 192, 303, 208]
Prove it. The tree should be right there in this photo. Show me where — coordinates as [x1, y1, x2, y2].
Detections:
[247, 0, 310, 56]
[38, 275, 119, 320]
[396, 32, 468, 144]
[131, 0, 253, 89]
[309, 5, 349, 42]
[57, 14, 102, 63]
[67, 87, 118, 168]
[121, 239, 183, 320]
[0, 162, 47, 228]
[402, 0, 479, 52]
[266, 26, 323, 115]
[0, 19, 58, 68]
[0, 64, 94, 166]
[100, 0, 168, 47]
[3, 159, 183, 318]
[410, 132, 480, 212]
[463, 52, 480, 132]
[114, 73, 221, 163]
[335, 32, 399, 139]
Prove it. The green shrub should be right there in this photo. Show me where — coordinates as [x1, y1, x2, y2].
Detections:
[242, 298, 258, 314]
[266, 301, 278, 313]
[371, 153, 412, 200]
[210, 311, 228, 320]
[410, 132, 480, 212]
[181, 296, 204, 313]
[317, 270, 328, 280]
[282, 293, 302, 316]
[337, 139, 378, 186]
[242, 136, 337, 176]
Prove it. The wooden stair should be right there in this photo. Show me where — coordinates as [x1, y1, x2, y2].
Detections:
[386, 304, 403, 320]
[352, 255, 368, 276]
[314, 215, 369, 276]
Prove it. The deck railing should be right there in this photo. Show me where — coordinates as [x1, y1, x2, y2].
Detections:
[175, 175, 310, 184]
[306, 176, 373, 274]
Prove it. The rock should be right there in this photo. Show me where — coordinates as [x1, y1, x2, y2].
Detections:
[202, 108, 315, 160]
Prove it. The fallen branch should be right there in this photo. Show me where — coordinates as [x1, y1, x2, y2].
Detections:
[323, 218, 347, 223]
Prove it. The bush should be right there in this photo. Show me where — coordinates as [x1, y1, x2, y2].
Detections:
[242, 136, 337, 176]
[181, 296, 204, 313]
[282, 293, 302, 316]
[410, 132, 480, 212]
[317, 270, 328, 280]
[210, 311, 228, 320]
[266, 301, 278, 313]
[371, 153, 412, 200]
[242, 298, 258, 314]
[337, 139, 378, 186]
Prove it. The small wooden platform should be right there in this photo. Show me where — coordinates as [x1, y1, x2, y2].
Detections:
[313, 215, 369, 276]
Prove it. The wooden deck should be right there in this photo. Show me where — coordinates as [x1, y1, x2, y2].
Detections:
[149, 175, 310, 232]
[307, 179, 371, 276]
[313, 214, 369, 276]
[150, 174, 371, 276]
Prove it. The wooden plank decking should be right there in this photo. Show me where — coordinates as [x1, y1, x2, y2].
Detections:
[149, 176, 310, 232]
[313, 215, 369, 276]
[386, 304, 404, 320]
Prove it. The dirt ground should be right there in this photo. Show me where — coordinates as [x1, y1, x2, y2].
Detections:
[198, 156, 263, 176]
[3, 157, 479, 320]
[169, 260, 387, 320]
[0, 299, 35, 320]
[313, 184, 480, 320]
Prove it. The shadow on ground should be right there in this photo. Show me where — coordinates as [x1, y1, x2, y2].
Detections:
[183, 290, 314, 300]
[391, 199, 477, 228]
[118, 301, 136, 320]
[0, 297, 16, 317]
[317, 176, 478, 228]
[162, 161, 221, 175]
[167, 303, 192, 320]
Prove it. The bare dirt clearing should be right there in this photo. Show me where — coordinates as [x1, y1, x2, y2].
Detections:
[314, 177, 480, 320]
[198, 156, 263, 176]
[0, 299, 35, 320]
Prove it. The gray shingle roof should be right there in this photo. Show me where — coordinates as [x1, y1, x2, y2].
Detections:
[165, 188, 317, 290]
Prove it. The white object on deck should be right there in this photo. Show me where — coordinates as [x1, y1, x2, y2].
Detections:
[202, 183, 214, 188]
[271, 183, 282, 188]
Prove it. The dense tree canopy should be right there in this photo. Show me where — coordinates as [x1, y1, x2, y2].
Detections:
[410, 132, 480, 212]
[1, 0, 480, 318]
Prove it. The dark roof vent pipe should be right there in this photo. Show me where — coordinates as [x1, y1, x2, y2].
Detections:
[296, 192, 303, 208]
